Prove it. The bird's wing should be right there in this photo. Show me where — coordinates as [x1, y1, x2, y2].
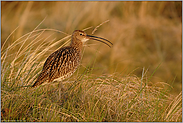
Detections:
[48, 47, 71, 82]
[32, 49, 61, 87]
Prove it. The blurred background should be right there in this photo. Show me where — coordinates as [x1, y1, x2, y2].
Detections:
[1, 1, 182, 95]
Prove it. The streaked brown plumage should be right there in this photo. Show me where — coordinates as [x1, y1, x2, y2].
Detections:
[32, 30, 113, 87]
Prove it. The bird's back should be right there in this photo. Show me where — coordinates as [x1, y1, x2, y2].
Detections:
[32, 46, 81, 87]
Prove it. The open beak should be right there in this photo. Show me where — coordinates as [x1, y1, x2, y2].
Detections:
[86, 35, 113, 48]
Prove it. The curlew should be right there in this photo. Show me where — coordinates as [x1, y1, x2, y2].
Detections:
[32, 30, 113, 87]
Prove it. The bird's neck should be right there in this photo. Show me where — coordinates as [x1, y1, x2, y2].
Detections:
[70, 37, 83, 51]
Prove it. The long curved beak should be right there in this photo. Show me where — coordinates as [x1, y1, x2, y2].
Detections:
[86, 35, 113, 48]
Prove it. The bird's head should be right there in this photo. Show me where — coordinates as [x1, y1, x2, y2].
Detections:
[72, 30, 113, 48]
[72, 30, 89, 43]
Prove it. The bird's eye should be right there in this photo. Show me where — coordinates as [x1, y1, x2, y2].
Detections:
[80, 33, 83, 36]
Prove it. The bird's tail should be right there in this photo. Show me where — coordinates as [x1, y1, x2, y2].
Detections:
[31, 79, 43, 87]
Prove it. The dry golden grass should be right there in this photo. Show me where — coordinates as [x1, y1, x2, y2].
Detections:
[1, 1, 182, 122]
[2, 1, 181, 93]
